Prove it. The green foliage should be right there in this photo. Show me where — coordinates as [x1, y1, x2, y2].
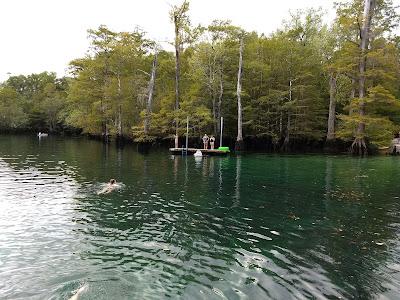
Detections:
[338, 114, 396, 147]
[335, 0, 400, 148]
[66, 26, 150, 136]
[0, 0, 399, 150]
[0, 72, 67, 131]
[0, 87, 27, 129]
[244, 10, 328, 143]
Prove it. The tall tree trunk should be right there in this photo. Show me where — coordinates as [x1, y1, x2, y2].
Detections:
[282, 79, 293, 151]
[210, 66, 217, 135]
[212, 94, 217, 135]
[144, 52, 158, 135]
[283, 113, 291, 151]
[211, 53, 219, 135]
[116, 72, 122, 138]
[49, 120, 54, 133]
[235, 37, 244, 151]
[352, 0, 375, 155]
[174, 15, 181, 144]
[349, 77, 356, 115]
[326, 73, 337, 142]
[216, 67, 223, 138]
[101, 73, 109, 142]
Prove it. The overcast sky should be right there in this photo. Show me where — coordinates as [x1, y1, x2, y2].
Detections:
[0, 0, 398, 81]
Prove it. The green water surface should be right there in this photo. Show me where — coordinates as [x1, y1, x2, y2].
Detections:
[0, 136, 399, 299]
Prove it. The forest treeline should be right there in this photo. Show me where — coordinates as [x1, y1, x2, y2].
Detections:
[0, 0, 399, 153]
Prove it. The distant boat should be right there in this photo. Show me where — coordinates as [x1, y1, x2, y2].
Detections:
[37, 132, 49, 137]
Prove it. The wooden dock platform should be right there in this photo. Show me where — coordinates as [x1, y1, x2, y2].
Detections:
[169, 148, 230, 156]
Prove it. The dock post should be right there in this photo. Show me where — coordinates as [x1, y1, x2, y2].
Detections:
[219, 117, 224, 147]
[185, 116, 189, 152]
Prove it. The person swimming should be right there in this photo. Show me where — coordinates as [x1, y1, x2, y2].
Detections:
[98, 179, 118, 195]
[69, 284, 88, 300]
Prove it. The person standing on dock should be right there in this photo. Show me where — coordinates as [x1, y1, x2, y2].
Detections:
[210, 136, 215, 150]
[202, 134, 209, 149]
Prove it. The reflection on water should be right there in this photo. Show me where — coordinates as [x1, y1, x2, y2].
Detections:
[0, 136, 400, 299]
[234, 155, 241, 207]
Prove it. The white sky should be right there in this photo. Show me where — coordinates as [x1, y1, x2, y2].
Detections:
[0, 0, 398, 81]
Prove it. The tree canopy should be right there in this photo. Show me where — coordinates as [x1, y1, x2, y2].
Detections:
[0, 0, 399, 153]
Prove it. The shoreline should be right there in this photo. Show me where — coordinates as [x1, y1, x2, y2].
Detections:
[1, 132, 394, 156]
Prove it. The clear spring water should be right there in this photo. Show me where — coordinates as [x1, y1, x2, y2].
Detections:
[0, 135, 399, 299]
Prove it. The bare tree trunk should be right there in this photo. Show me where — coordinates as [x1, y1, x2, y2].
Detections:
[349, 77, 356, 115]
[216, 68, 223, 136]
[282, 80, 293, 151]
[211, 78, 217, 136]
[101, 74, 109, 142]
[283, 113, 291, 149]
[211, 53, 220, 135]
[212, 97, 217, 135]
[174, 16, 181, 142]
[235, 37, 244, 151]
[49, 120, 54, 133]
[144, 52, 158, 135]
[116, 72, 122, 138]
[352, 0, 375, 155]
[326, 73, 337, 141]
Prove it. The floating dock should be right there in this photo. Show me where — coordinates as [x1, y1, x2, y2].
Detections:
[169, 148, 230, 156]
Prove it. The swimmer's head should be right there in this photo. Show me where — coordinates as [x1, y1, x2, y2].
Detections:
[109, 179, 116, 184]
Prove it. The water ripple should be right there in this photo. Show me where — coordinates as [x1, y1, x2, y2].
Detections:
[0, 137, 400, 299]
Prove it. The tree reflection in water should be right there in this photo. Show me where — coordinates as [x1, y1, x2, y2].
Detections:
[0, 136, 399, 299]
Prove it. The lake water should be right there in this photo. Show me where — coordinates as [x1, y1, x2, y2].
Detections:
[0, 135, 399, 299]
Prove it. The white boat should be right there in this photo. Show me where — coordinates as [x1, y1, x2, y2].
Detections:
[37, 132, 49, 137]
